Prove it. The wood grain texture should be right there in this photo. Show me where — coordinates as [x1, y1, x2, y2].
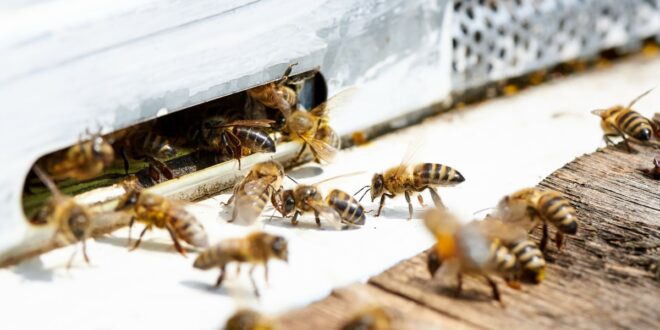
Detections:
[278, 144, 660, 329]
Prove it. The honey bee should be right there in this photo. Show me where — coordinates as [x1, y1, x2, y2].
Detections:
[424, 209, 518, 304]
[31, 165, 93, 267]
[247, 64, 298, 116]
[116, 188, 208, 256]
[506, 239, 546, 284]
[341, 306, 393, 330]
[225, 310, 276, 330]
[193, 231, 288, 297]
[197, 115, 276, 169]
[357, 162, 465, 220]
[494, 187, 578, 252]
[324, 189, 366, 226]
[272, 184, 343, 229]
[592, 89, 658, 152]
[225, 160, 285, 225]
[40, 131, 114, 181]
[112, 124, 177, 181]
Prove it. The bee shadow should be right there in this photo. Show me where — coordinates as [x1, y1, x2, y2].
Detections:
[179, 280, 232, 296]
[96, 235, 198, 255]
[410, 278, 495, 303]
[262, 216, 345, 231]
[12, 258, 54, 282]
[374, 207, 426, 221]
[287, 166, 324, 180]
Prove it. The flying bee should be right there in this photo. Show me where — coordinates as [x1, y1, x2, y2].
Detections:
[247, 63, 298, 116]
[197, 115, 276, 169]
[592, 89, 658, 152]
[324, 189, 366, 226]
[424, 209, 518, 304]
[356, 161, 465, 220]
[31, 165, 93, 268]
[225, 310, 277, 330]
[193, 231, 289, 297]
[112, 124, 177, 181]
[341, 306, 393, 330]
[284, 88, 355, 164]
[225, 160, 285, 225]
[494, 187, 578, 252]
[40, 131, 114, 181]
[116, 188, 208, 256]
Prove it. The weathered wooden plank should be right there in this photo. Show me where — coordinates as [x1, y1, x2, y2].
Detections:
[279, 144, 659, 329]
[368, 144, 660, 329]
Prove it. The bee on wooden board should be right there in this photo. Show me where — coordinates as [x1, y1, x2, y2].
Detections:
[112, 124, 177, 181]
[341, 306, 393, 330]
[355, 152, 466, 220]
[493, 187, 578, 252]
[224, 309, 277, 330]
[196, 115, 276, 169]
[592, 89, 659, 152]
[115, 188, 208, 256]
[31, 165, 93, 268]
[39, 130, 114, 182]
[424, 209, 521, 305]
[193, 231, 288, 297]
[224, 160, 285, 225]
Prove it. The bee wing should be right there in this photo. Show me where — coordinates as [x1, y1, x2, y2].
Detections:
[209, 119, 275, 128]
[476, 217, 528, 243]
[392, 140, 424, 178]
[309, 87, 359, 117]
[423, 208, 461, 236]
[304, 137, 338, 163]
[590, 109, 607, 116]
[309, 202, 343, 230]
[627, 88, 654, 109]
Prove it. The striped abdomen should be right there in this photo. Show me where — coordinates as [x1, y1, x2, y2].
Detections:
[325, 189, 366, 225]
[412, 163, 465, 188]
[488, 240, 516, 274]
[168, 208, 208, 248]
[616, 109, 653, 141]
[509, 240, 546, 283]
[193, 239, 250, 270]
[538, 192, 578, 234]
[233, 127, 276, 153]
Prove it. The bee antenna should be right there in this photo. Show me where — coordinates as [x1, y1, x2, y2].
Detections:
[358, 188, 371, 203]
[473, 206, 496, 216]
[286, 175, 298, 184]
[32, 164, 62, 198]
[353, 185, 370, 196]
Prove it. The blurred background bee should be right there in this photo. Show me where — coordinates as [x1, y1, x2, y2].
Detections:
[341, 306, 393, 330]
[356, 157, 465, 220]
[116, 188, 208, 256]
[224, 309, 277, 330]
[493, 187, 578, 252]
[423, 209, 520, 304]
[31, 165, 94, 268]
[111, 123, 177, 182]
[592, 89, 658, 152]
[193, 231, 288, 297]
[225, 160, 285, 225]
[38, 130, 114, 182]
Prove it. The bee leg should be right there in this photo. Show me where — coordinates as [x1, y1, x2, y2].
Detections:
[314, 210, 321, 227]
[276, 63, 297, 87]
[165, 223, 186, 257]
[427, 187, 446, 209]
[417, 194, 426, 207]
[249, 265, 261, 297]
[555, 232, 565, 250]
[603, 134, 617, 147]
[228, 205, 238, 223]
[454, 273, 463, 297]
[215, 265, 226, 288]
[375, 193, 395, 217]
[225, 131, 243, 170]
[129, 225, 150, 252]
[66, 245, 79, 270]
[145, 155, 174, 180]
[291, 211, 300, 226]
[264, 263, 270, 286]
[404, 191, 414, 220]
[485, 275, 503, 305]
[120, 148, 130, 175]
[539, 222, 549, 252]
[293, 143, 307, 163]
[127, 216, 135, 245]
[81, 240, 90, 265]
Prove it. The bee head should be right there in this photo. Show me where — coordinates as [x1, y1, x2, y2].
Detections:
[91, 136, 115, 166]
[67, 205, 91, 241]
[270, 235, 289, 262]
[370, 174, 384, 201]
[280, 189, 296, 216]
[115, 189, 140, 211]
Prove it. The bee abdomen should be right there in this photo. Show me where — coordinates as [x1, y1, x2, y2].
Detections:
[325, 189, 366, 225]
[538, 193, 578, 234]
[617, 110, 653, 141]
[489, 241, 516, 273]
[235, 187, 270, 224]
[170, 209, 208, 248]
[412, 163, 465, 187]
[234, 127, 276, 153]
[193, 239, 245, 270]
[510, 240, 545, 271]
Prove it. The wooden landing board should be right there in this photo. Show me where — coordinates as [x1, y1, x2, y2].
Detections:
[278, 144, 660, 329]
